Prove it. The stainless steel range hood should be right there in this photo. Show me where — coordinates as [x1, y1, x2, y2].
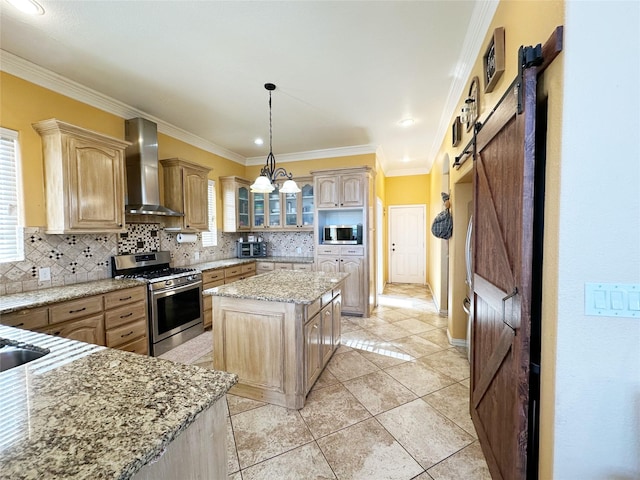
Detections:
[124, 117, 183, 216]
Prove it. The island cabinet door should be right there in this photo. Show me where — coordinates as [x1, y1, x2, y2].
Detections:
[304, 315, 322, 392]
[332, 292, 342, 349]
[320, 304, 333, 366]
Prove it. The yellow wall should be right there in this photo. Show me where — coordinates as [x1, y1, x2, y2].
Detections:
[244, 153, 376, 180]
[1, 72, 253, 226]
[424, 0, 564, 476]
[385, 175, 429, 205]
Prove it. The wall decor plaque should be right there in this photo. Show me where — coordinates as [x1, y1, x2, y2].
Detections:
[483, 27, 505, 93]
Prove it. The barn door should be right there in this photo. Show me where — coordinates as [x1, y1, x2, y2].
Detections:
[470, 53, 540, 479]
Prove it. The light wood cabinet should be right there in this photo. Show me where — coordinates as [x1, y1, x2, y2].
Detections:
[16, 286, 148, 354]
[304, 314, 322, 388]
[202, 262, 256, 328]
[314, 173, 365, 209]
[317, 246, 365, 315]
[312, 166, 374, 316]
[252, 187, 282, 229]
[220, 176, 251, 232]
[33, 119, 129, 234]
[1, 307, 49, 330]
[160, 158, 211, 232]
[44, 313, 105, 345]
[256, 261, 314, 273]
[283, 177, 314, 230]
[104, 286, 148, 354]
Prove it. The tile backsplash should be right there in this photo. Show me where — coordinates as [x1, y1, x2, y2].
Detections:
[0, 224, 313, 294]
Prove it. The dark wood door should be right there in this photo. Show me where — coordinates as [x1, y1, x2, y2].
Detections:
[470, 66, 538, 480]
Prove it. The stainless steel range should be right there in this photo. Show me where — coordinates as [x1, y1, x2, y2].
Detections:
[112, 251, 203, 356]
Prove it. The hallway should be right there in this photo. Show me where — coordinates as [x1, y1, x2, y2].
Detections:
[194, 283, 491, 479]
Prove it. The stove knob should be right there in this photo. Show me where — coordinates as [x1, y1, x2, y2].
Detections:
[165, 280, 173, 287]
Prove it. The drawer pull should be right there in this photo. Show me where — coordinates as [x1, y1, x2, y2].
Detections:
[69, 307, 86, 314]
[15, 322, 25, 327]
[120, 296, 132, 301]
[120, 312, 133, 319]
[121, 331, 134, 338]
[53, 331, 61, 336]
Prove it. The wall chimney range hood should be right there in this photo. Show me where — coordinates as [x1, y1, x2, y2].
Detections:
[124, 117, 183, 216]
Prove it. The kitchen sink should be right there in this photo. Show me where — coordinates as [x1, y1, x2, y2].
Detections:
[0, 339, 50, 372]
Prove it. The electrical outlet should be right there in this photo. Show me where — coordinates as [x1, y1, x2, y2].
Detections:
[39, 267, 51, 281]
[194, 251, 200, 261]
[296, 247, 302, 254]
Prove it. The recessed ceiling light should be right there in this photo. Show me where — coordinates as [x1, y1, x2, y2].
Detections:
[402, 156, 411, 163]
[399, 118, 415, 128]
[254, 138, 264, 146]
[6, 0, 45, 15]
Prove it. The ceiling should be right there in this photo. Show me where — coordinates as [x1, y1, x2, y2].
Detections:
[0, 0, 497, 176]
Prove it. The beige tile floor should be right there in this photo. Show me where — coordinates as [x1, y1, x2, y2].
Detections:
[192, 283, 491, 480]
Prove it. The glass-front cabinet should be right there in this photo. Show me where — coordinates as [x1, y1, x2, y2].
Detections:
[284, 178, 313, 230]
[252, 186, 282, 229]
[238, 184, 250, 229]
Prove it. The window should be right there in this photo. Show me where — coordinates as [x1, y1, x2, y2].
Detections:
[202, 179, 217, 247]
[0, 128, 24, 263]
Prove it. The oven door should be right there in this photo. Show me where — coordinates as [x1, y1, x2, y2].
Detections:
[150, 281, 203, 345]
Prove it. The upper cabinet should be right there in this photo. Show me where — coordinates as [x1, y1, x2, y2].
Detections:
[315, 173, 365, 208]
[220, 176, 251, 232]
[160, 158, 211, 232]
[33, 119, 129, 234]
[283, 177, 314, 230]
[252, 186, 282, 229]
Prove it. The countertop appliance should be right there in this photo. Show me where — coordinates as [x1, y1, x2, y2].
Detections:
[237, 241, 267, 258]
[112, 251, 203, 356]
[322, 224, 363, 245]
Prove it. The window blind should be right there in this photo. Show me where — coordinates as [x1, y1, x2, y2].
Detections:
[202, 179, 217, 247]
[0, 128, 24, 263]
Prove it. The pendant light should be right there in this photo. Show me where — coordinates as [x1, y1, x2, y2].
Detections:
[250, 83, 300, 194]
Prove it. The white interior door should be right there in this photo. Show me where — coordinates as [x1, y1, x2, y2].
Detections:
[389, 205, 426, 284]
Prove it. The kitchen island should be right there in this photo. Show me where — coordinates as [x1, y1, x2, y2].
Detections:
[0, 325, 236, 480]
[204, 270, 348, 409]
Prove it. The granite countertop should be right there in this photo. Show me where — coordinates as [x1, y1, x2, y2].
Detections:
[204, 270, 348, 304]
[0, 278, 146, 315]
[260, 256, 314, 264]
[0, 325, 237, 480]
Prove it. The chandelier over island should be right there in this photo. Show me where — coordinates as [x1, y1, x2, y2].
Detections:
[250, 83, 300, 194]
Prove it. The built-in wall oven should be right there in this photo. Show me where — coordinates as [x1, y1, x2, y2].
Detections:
[112, 251, 203, 356]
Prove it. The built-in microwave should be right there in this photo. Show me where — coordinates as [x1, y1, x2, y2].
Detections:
[323, 225, 363, 245]
[237, 241, 267, 258]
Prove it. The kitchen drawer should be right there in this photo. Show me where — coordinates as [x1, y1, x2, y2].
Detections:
[274, 263, 293, 270]
[115, 334, 148, 355]
[340, 246, 364, 256]
[204, 279, 224, 290]
[1, 306, 48, 330]
[104, 301, 147, 329]
[241, 262, 256, 274]
[293, 263, 313, 271]
[45, 313, 105, 345]
[224, 265, 242, 278]
[106, 318, 147, 348]
[49, 295, 103, 325]
[256, 262, 274, 273]
[317, 245, 341, 256]
[202, 268, 224, 284]
[104, 286, 146, 310]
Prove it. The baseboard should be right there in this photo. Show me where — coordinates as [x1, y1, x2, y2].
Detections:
[446, 328, 468, 348]
[427, 284, 448, 317]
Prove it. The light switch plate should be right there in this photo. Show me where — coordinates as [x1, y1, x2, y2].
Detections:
[585, 283, 640, 318]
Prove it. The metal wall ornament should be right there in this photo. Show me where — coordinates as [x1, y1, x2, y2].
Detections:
[483, 27, 506, 93]
[461, 76, 480, 132]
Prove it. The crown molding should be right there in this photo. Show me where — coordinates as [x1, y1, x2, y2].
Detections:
[246, 144, 377, 166]
[0, 50, 246, 164]
[427, 0, 499, 165]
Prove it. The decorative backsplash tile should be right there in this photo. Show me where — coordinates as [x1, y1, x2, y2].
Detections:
[0, 224, 313, 295]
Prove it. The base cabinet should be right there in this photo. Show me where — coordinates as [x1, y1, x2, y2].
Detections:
[202, 262, 256, 329]
[317, 247, 365, 315]
[44, 313, 105, 345]
[212, 284, 343, 409]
